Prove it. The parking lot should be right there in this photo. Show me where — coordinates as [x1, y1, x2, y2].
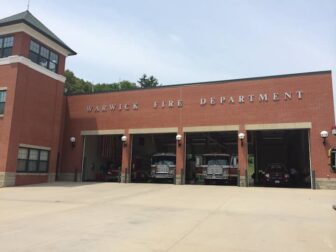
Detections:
[0, 182, 335, 252]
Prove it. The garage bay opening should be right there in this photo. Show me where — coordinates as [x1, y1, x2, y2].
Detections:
[247, 129, 311, 188]
[131, 133, 176, 184]
[185, 131, 238, 185]
[82, 135, 122, 182]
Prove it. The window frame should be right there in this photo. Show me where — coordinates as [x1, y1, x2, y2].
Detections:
[0, 89, 7, 115]
[0, 35, 14, 58]
[16, 147, 50, 173]
[28, 39, 59, 73]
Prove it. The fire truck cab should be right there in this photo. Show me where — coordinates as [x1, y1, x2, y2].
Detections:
[150, 153, 176, 180]
[196, 154, 238, 183]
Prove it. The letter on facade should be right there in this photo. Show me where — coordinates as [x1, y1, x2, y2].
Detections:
[285, 92, 292, 100]
[273, 93, 280, 101]
[220, 97, 226, 104]
[238, 96, 245, 103]
[109, 104, 116, 111]
[248, 95, 255, 102]
[297, 90, 303, 99]
[259, 94, 268, 102]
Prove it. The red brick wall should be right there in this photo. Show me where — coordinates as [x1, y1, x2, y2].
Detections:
[0, 64, 19, 172]
[12, 32, 30, 58]
[1, 64, 65, 183]
[61, 72, 336, 179]
[15, 174, 48, 186]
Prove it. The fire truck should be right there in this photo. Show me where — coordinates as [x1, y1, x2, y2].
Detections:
[196, 154, 238, 184]
[150, 153, 176, 180]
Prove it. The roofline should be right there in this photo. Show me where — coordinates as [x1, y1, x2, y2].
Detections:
[0, 20, 76, 55]
[66, 70, 332, 97]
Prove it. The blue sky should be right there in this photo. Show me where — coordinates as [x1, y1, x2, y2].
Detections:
[1, 0, 335, 86]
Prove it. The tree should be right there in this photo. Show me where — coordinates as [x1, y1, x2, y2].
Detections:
[64, 70, 138, 94]
[137, 74, 159, 88]
[118, 80, 138, 90]
[64, 70, 93, 94]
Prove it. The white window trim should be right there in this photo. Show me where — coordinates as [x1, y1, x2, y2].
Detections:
[0, 88, 6, 116]
[81, 129, 125, 136]
[19, 144, 51, 151]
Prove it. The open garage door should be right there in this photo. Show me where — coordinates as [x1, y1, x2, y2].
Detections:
[185, 131, 238, 185]
[247, 130, 311, 188]
[131, 133, 176, 184]
[82, 135, 122, 182]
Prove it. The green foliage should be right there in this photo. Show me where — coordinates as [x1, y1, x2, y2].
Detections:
[64, 70, 93, 94]
[137, 74, 160, 88]
[93, 80, 137, 92]
[64, 70, 138, 94]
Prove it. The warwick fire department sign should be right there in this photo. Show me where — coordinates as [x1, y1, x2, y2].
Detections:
[86, 90, 303, 113]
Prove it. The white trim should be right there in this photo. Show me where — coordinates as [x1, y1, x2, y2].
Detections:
[0, 87, 8, 91]
[19, 143, 51, 151]
[245, 122, 312, 130]
[0, 56, 66, 83]
[16, 172, 48, 176]
[0, 23, 71, 56]
[183, 125, 239, 133]
[129, 127, 178, 134]
[81, 129, 125, 136]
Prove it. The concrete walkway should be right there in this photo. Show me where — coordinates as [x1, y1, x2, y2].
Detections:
[0, 182, 335, 252]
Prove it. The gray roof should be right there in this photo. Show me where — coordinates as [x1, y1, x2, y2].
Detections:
[0, 11, 76, 55]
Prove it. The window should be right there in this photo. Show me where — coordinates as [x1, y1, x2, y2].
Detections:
[0, 90, 6, 114]
[0, 36, 14, 58]
[17, 147, 50, 173]
[29, 40, 59, 73]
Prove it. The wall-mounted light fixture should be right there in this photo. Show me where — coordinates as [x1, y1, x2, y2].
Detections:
[176, 134, 182, 146]
[70, 136, 76, 148]
[320, 130, 328, 145]
[332, 126, 336, 136]
[121, 135, 127, 146]
[238, 132, 245, 146]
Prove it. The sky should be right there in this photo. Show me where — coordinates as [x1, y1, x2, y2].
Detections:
[0, 0, 335, 87]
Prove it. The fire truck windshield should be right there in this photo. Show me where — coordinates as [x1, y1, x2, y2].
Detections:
[152, 156, 176, 165]
[205, 156, 230, 166]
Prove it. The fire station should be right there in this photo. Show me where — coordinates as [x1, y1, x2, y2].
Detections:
[0, 11, 335, 189]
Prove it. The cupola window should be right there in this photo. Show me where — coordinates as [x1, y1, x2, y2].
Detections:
[29, 40, 59, 73]
[0, 36, 14, 58]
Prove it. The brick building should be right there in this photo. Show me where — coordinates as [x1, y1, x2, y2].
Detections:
[0, 11, 335, 189]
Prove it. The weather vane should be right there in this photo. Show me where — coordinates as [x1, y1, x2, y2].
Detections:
[27, 0, 30, 11]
